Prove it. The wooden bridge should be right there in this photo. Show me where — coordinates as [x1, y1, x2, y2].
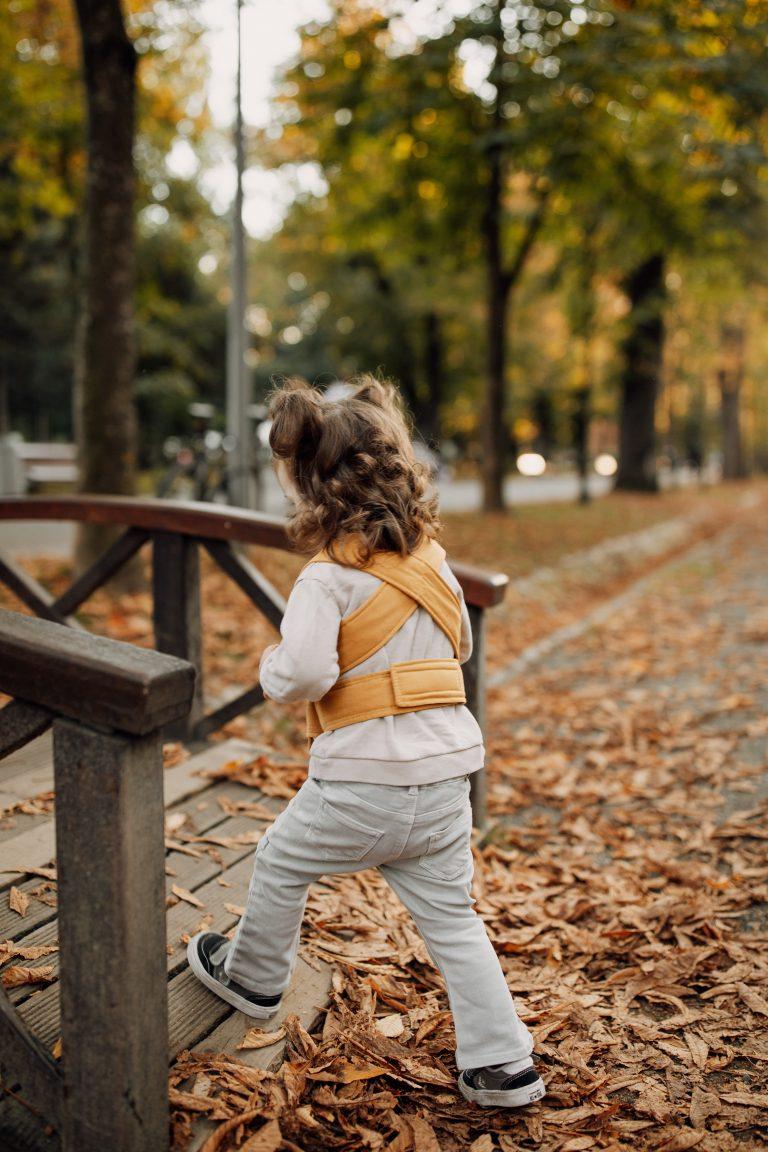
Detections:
[0, 496, 508, 1152]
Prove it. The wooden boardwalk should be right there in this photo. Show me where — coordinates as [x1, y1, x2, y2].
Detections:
[0, 735, 332, 1150]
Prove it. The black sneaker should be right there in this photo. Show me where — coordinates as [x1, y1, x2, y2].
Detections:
[458, 1062, 546, 1108]
[187, 932, 283, 1019]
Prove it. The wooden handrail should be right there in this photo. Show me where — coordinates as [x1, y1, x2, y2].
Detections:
[0, 495, 508, 608]
[0, 608, 195, 1149]
[0, 608, 195, 735]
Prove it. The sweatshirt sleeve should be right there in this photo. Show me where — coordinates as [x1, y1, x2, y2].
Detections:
[258, 577, 341, 703]
[441, 559, 473, 664]
[458, 587, 473, 665]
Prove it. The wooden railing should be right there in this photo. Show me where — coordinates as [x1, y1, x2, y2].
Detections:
[0, 608, 194, 1151]
[0, 496, 509, 822]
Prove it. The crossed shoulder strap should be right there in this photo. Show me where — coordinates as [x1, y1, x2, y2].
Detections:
[300, 534, 462, 674]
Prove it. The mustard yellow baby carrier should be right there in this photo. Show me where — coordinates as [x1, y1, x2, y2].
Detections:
[302, 534, 466, 747]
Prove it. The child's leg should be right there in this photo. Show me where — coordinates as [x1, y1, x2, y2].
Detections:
[221, 777, 394, 993]
[379, 791, 534, 1071]
[222, 791, 317, 994]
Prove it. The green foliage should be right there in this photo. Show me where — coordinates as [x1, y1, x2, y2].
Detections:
[1, 0, 226, 442]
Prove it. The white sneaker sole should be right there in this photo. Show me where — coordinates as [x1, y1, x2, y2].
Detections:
[458, 1072, 546, 1108]
[186, 934, 282, 1020]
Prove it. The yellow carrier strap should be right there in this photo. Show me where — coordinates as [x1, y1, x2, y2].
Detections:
[300, 534, 466, 745]
[302, 535, 462, 668]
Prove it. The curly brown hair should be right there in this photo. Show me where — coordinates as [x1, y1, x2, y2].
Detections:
[266, 373, 441, 563]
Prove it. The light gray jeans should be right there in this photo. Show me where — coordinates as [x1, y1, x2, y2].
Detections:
[223, 774, 534, 1069]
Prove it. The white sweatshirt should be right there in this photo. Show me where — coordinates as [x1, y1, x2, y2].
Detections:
[258, 556, 485, 784]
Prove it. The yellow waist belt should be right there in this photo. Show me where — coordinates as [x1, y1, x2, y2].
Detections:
[306, 657, 466, 739]
[299, 534, 466, 745]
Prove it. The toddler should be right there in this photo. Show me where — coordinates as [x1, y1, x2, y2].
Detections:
[187, 375, 544, 1108]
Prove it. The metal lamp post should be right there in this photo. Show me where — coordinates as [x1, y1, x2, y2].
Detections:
[225, 0, 251, 507]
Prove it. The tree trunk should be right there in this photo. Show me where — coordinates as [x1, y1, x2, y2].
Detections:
[481, 89, 508, 513]
[72, 0, 138, 569]
[719, 321, 747, 480]
[572, 385, 590, 505]
[420, 310, 443, 450]
[615, 252, 666, 492]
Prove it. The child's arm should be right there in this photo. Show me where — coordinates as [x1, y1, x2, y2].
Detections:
[258, 577, 341, 703]
[458, 588, 473, 664]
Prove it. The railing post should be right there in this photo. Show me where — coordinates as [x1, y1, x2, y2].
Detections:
[152, 531, 203, 739]
[464, 603, 488, 830]
[53, 718, 169, 1152]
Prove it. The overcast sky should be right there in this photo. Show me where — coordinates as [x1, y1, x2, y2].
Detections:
[170, 0, 327, 237]
[176, 1, 477, 239]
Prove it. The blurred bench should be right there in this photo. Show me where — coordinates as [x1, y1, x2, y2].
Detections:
[14, 445, 78, 491]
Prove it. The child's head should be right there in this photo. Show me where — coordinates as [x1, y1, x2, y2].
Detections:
[267, 373, 440, 560]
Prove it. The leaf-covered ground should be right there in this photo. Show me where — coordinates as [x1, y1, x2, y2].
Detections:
[1, 485, 765, 1150]
[165, 491, 767, 1151]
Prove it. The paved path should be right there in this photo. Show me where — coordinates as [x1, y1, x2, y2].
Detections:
[481, 495, 767, 1149]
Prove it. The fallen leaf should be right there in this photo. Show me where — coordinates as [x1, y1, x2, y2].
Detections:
[2, 964, 56, 989]
[171, 884, 204, 909]
[240, 1119, 282, 1152]
[237, 1026, 286, 1051]
[736, 982, 768, 1016]
[9, 887, 29, 917]
[375, 1014, 405, 1038]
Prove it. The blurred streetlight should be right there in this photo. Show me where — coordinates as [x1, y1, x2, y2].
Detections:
[517, 452, 547, 477]
[594, 453, 618, 477]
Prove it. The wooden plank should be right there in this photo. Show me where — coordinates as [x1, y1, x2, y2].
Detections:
[0, 556, 68, 626]
[17, 846, 285, 1056]
[464, 603, 487, 830]
[5, 811, 280, 1002]
[195, 955, 331, 1069]
[187, 955, 332, 1152]
[0, 733, 53, 790]
[17, 853, 260, 1041]
[201, 539, 286, 630]
[53, 719, 168, 1152]
[0, 739, 265, 890]
[451, 561, 508, 609]
[0, 496, 291, 551]
[0, 823, 56, 879]
[0, 609, 195, 736]
[0, 498, 509, 611]
[0, 986, 61, 1129]
[152, 533, 204, 740]
[193, 685, 266, 743]
[0, 703, 51, 764]
[0, 776, 268, 938]
[163, 738, 261, 809]
[52, 527, 149, 617]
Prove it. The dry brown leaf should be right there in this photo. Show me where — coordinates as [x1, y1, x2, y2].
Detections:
[736, 982, 768, 1016]
[0, 942, 58, 961]
[654, 1134, 705, 1151]
[1, 866, 57, 881]
[9, 886, 29, 917]
[2, 964, 56, 989]
[337, 1060, 392, 1083]
[237, 1026, 286, 1051]
[375, 1014, 405, 1038]
[171, 884, 204, 909]
[240, 1119, 283, 1152]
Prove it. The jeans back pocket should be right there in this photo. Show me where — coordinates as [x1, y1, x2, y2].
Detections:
[419, 802, 473, 881]
[307, 799, 385, 861]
